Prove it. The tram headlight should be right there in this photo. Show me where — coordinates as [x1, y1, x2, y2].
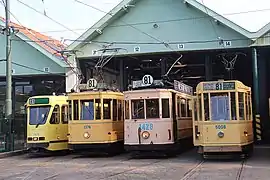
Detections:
[142, 131, 150, 139]
[83, 132, 90, 139]
[218, 131, 224, 138]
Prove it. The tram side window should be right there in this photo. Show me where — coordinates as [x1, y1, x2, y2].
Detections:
[248, 94, 252, 120]
[103, 99, 111, 120]
[198, 94, 202, 121]
[95, 99, 101, 120]
[193, 98, 198, 121]
[80, 100, 94, 120]
[230, 92, 237, 120]
[68, 100, 72, 121]
[203, 94, 209, 121]
[50, 105, 60, 124]
[177, 97, 181, 118]
[162, 99, 170, 118]
[118, 100, 123, 121]
[245, 93, 249, 120]
[125, 100, 130, 120]
[146, 99, 159, 119]
[112, 99, 117, 121]
[131, 100, 144, 119]
[180, 98, 187, 117]
[187, 99, 192, 117]
[73, 100, 79, 120]
[61, 105, 68, 124]
[238, 92, 245, 120]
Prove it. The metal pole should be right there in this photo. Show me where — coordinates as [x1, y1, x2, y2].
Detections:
[252, 47, 262, 142]
[5, 0, 13, 151]
[252, 48, 259, 111]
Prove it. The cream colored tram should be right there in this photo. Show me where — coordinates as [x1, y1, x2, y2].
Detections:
[193, 80, 253, 158]
[124, 79, 193, 154]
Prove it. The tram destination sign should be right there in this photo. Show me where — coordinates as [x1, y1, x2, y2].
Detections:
[173, 80, 193, 95]
[29, 98, 49, 105]
[203, 82, 235, 91]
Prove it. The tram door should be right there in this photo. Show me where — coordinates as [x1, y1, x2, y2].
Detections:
[172, 93, 177, 141]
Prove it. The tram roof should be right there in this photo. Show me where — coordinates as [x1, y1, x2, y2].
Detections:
[67, 90, 124, 99]
[124, 88, 194, 97]
[196, 80, 251, 92]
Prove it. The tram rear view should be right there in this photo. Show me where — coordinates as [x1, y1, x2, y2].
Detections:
[193, 80, 254, 158]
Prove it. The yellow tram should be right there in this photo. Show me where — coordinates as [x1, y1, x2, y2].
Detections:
[26, 95, 69, 153]
[67, 79, 124, 154]
[124, 76, 194, 154]
[193, 80, 253, 158]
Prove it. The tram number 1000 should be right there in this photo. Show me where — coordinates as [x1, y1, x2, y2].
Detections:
[215, 125, 226, 129]
[139, 123, 153, 131]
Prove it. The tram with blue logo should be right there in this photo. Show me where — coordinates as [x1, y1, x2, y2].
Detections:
[124, 75, 194, 154]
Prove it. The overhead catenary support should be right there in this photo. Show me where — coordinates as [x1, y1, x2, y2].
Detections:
[252, 47, 261, 142]
[5, 0, 13, 151]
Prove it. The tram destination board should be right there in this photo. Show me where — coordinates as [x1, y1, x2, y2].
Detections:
[203, 82, 235, 91]
[29, 98, 49, 105]
[174, 80, 193, 95]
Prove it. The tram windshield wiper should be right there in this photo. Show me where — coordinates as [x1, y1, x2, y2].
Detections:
[36, 112, 48, 128]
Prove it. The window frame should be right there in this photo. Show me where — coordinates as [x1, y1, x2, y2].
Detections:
[145, 98, 160, 119]
[49, 105, 60, 124]
[162, 98, 170, 118]
[103, 99, 112, 120]
[61, 105, 68, 124]
[80, 99, 95, 120]
[131, 99, 145, 119]
[118, 100, 123, 121]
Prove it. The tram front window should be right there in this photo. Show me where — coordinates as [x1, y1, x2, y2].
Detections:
[103, 99, 111, 120]
[29, 106, 51, 125]
[131, 99, 144, 119]
[80, 100, 94, 120]
[209, 93, 230, 121]
[146, 99, 159, 118]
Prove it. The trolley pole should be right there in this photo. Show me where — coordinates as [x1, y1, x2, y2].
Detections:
[5, 0, 13, 151]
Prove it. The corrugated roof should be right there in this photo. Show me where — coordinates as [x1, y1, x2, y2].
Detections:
[0, 17, 66, 58]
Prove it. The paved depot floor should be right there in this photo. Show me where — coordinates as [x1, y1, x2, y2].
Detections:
[0, 146, 270, 180]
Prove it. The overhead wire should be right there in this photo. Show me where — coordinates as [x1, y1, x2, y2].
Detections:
[3, 0, 268, 46]
[14, 0, 88, 88]
[16, 0, 80, 36]
[13, 7, 270, 34]
[0, 1, 69, 77]
[201, 0, 219, 40]
[73, 0, 182, 53]
[10, 34, 266, 45]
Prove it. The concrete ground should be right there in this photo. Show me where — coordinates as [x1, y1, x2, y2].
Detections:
[0, 146, 270, 180]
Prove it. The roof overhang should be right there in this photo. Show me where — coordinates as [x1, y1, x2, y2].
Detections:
[67, 0, 139, 51]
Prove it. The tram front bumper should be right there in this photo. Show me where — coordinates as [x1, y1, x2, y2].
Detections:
[27, 142, 49, 149]
[200, 145, 243, 153]
[125, 144, 176, 152]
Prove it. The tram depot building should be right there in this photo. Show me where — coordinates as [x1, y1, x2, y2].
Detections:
[67, 0, 270, 143]
[0, 18, 69, 151]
